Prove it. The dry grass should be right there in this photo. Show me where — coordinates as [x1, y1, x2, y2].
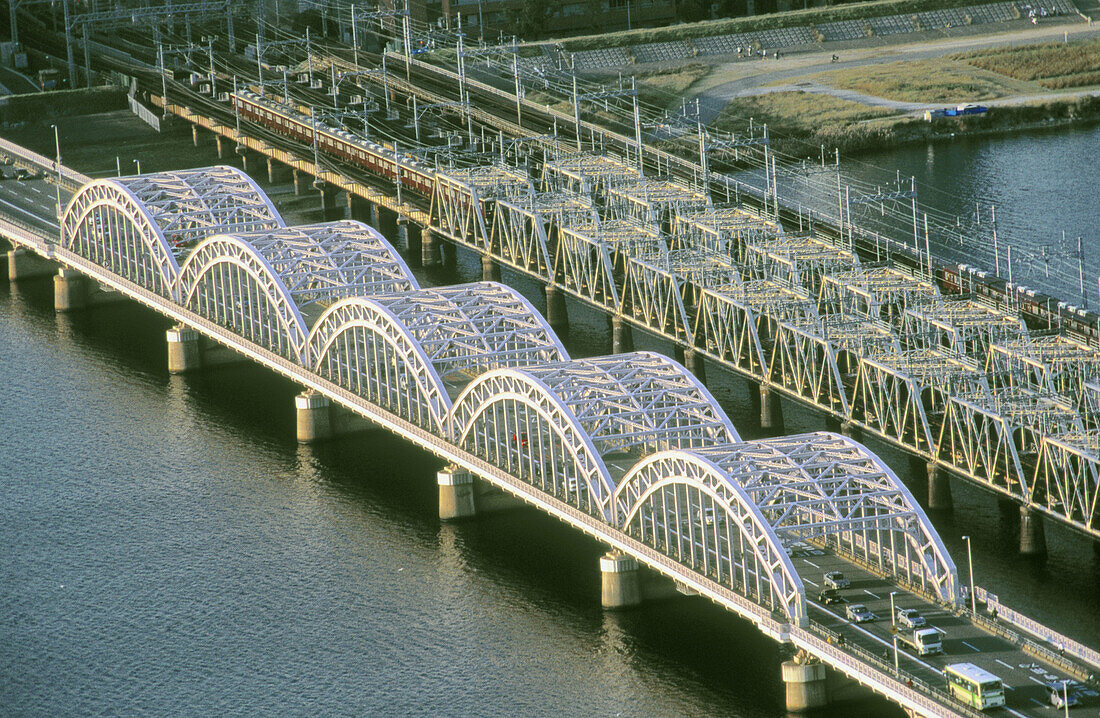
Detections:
[633, 63, 712, 109]
[715, 91, 902, 136]
[952, 37, 1100, 89]
[793, 59, 1034, 103]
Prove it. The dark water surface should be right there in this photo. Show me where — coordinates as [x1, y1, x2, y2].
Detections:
[2, 116, 1099, 716]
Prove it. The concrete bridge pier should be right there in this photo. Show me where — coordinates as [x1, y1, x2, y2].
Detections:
[782, 655, 829, 712]
[760, 384, 784, 433]
[545, 285, 569, 333]
[421, 229, 441, 267]
[295, 391, 333, 443]
[481, 254, 501, 282]
[683, 348, 707, 384]
[440, 238, 458, 269]
[239, 151, 257, 177]
[8, 247, 58, 281]
[438, 466, 477, 521]
[376, 206, 398, 240]
[215, 135, 227, 159]
[347, 193, 372, 223]
[53, 268, 87, 312]
[611, 316, 634, 354]
[293, 169, 306, 196]
[266, 157, 287, 185]
[318, 183, 340, 221]
[166, 325, 202, 374]
[1019, 506, 1047, 556]
[405, 225, 423, 266]
[926, 462, 954, 511]
[191, 125, 202, 147]
[600, 551, 642, 609]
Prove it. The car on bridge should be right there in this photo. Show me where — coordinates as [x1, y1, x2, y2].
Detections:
[845, 604, 876, 623]
[823, 571, 850, 589]
[896, 607, 926, 629]
[817, 588, 846, 605]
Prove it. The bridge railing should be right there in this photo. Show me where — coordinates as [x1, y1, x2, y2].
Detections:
[0, 137, 90, 189]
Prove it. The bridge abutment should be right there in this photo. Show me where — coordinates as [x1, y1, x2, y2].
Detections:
[612, 316, 634, 354]
[53, 268, 87, 312]
[545, 285, 569, 333]
[481, 255, 501, 282]
[7, 248, 57, 281]
[781, 658, 829, 712]
[926, 462, 954, 511]
[1019, 506, 1046, 556]
[438, 466, 477, 521]
[295, 391, 333, 443]
[760, 385, 783, 433]
[600, 551, 642, 609]
[166, 326, 202, 374]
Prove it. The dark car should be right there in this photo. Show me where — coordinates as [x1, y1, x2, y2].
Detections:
[817, 588, 847, 605]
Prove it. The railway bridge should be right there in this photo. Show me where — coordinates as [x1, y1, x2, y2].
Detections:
[2, 138, 1098, 716]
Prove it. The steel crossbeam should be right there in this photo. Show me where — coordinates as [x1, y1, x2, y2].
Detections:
[673, 208, 783, 261]
[987, 335, 1100, 406]
[820, 266, 940, 325]
[901, 298, 1028, 360]
[743, 235, 860, 297]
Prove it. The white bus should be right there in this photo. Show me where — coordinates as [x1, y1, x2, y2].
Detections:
[944, 662, 1005, 710]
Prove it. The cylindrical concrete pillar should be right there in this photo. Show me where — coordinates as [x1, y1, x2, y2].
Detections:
[166, 326, 202, 374]
[545, 285, 569, 333]
[927, 462, 953, 511]
[421, 229, 441, 267]
[760, 385, 783, 432]
[612, 316, 634, 354]
[293, 169, 305, 196]
[53, 268, 86, 312]
[600, 551, 642, 609]
[1019, 506, 1046, 556]
[683, 348, 707, 383]
[319, 185, 340, 221]
[441, 239, 458, 268]
[8, 248, 56, 281]
[781, 659, 828, 712]
[266, 156, 280, 185]
[406, 225, 423, 267]
[192, 125, 201, 147]
[369, 201, 382, 229]
[378, 207, 398, 239]
[438, 466, 477, 521]
[295, 391, 333, 443]
[215, 135, 226, 159]
[481, 254, 501, 282]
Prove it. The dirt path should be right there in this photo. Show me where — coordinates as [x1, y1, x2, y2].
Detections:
[690, 20, 1100, 122]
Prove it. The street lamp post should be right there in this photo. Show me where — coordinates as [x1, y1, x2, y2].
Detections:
[50, 123, 62, 219]
[133, 159, 141, 175]
[962, 535, 976, 614]
[889, 590, 900, 674]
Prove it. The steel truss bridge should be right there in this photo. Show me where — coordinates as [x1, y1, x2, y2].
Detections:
[148, 62, 1100, 547]
[0, 137, 1014, 717]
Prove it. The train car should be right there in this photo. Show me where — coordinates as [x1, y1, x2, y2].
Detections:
[230, 90, 436, 197]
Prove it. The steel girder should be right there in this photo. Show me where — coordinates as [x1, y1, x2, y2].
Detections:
[743, 236, 859, 299]
[540, 154, 640, 203]
[177, 221, 414, 362]
[61, 167, 282, 298]
[761, 433, 960, 606]
[986, 335, 1100, 407]
[1035, 433, 1100, 531]
[769, 317, 899, 416]
[616, 450, 808, 626]
[306, 282, 566, 434]
[693, 285, 768, 376]
[449, 352, 740, 520]
[606, 179, 711, 230]
[900, 299, 1026, 362]
[939, 387, 1083, 500]
[431, 166, 532, 250]
[489, 194, 591, 276]
[819, 267, 939, 326]
[673, 208, 783, 262]
[850, 349, 988, 455]
[621, 255, 693, 344]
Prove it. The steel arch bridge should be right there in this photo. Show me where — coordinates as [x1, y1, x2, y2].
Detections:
[449, 352, 740, 520]
[61, 166, 283, 298]
[177, 220, 417, 363]
[306, 282, 569, 434]
[615, 432, 960, 625]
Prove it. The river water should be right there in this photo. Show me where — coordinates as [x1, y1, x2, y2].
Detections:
[2, 116, 1098, 716]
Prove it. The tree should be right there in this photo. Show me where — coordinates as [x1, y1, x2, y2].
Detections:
[509, 0, 556, 39]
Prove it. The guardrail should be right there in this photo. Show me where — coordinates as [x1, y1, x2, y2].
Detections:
[0, 137, 90, 189]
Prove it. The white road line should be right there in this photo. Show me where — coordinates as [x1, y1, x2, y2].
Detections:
[0, 195, 58, 228]
[804, 578, 818, 587]
[803, 559, 820, 568]
[1029, 676, 1047, 686]
[864, 590, 881, 599]
[1029, 698, 1046, 707]
[996, 659, 1015, 670]
[810, 601, 939, 672]
[961, 641, 980, 652]
[29, 185, 41, 193]
[1004, 708, 1028, 717]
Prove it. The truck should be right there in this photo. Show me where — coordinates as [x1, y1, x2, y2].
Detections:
[895, 626, 943, 656]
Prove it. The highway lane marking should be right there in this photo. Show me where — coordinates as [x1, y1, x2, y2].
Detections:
[1029, 698, 1046, 707]
[996, 659, 1015, 670]
[0, 195, 59, 229]
[1004, 708, 1028, 718]
[864, 590, 881, 599]
[804, 578, 818, 587]
[1029, 676, 1047, 686]
[961, 641, 981, 652]
[803, 559, 820, 568]
[810, 600, 939, 673]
